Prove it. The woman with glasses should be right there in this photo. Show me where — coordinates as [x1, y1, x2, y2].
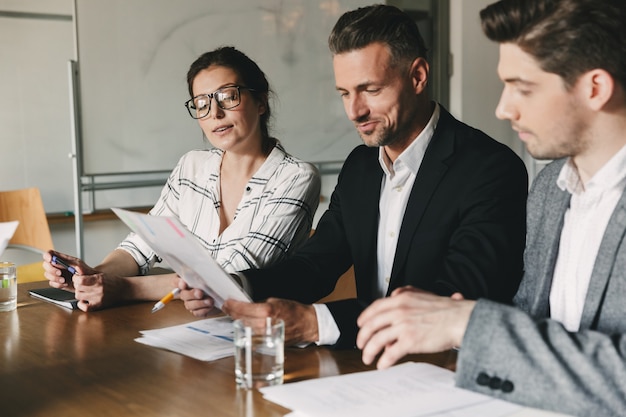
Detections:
[43, 46, 321, 312]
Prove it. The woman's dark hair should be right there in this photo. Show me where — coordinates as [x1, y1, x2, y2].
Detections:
[480, 0, 626, 91]
[187, 46, 276, 153]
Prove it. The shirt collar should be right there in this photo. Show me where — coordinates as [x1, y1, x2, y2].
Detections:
[557, 143, 626, 195]
[556, 158, 584, 195]
[378, 102, 440, 177]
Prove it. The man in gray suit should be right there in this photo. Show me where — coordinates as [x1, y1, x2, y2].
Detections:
[356, 1, 626, 416]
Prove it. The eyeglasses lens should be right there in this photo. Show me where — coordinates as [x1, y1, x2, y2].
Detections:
[187, 86, 241, 119]
[215, 87, 240, 110]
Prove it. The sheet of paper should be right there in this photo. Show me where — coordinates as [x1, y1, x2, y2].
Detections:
[0, 221, 19, 256]
[135, 316, 235, 361]
[112, 208, 251, 309]
[261, 362, 521, 417]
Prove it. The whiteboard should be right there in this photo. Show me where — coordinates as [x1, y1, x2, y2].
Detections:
[76, 0, 368, 175]
[0, 12, 75, 213]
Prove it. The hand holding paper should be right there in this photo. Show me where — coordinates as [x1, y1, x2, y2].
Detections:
[112, 208, 251, 309]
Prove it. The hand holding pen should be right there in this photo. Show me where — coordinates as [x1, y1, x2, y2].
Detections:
[152, 288, 182, 313]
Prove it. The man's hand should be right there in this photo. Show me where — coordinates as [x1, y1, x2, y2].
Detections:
[223, 298, 319, 346]
[356, 286, 475, 369]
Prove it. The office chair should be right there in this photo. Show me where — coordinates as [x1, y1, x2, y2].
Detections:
[0, 187, 54, 282]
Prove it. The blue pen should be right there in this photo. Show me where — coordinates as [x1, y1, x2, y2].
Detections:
[51, 255, 77, 275]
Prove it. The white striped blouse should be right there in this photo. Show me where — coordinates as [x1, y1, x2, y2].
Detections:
[118, 143, 320, 275]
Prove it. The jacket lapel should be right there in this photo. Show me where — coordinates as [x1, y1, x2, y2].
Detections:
[528, 189, 570, 318]
[387, 111, 453, 293]
[350, 148, 384, 300]
[579, 191, 626, 329]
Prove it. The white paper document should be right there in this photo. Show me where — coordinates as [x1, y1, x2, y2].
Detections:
[112, 208, 251, 309]
[136, 316, 235, 361]
[0, 221, 19, 256]
[260, 362, 521, 417]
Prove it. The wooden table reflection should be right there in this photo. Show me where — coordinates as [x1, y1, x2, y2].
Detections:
[0, 282, 457, 417]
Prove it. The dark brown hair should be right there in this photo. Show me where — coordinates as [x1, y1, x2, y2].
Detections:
[187, 46, 275, 152]
[480, 0, 626, 90]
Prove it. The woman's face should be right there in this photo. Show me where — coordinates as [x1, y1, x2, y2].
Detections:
[192, 65, 266, 153]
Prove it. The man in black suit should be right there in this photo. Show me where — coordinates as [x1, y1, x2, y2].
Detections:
[182, 4, 528, 348]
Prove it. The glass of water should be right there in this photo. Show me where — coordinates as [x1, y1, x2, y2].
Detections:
[234, 317, 284, 389]
[0, 262, 17, 312]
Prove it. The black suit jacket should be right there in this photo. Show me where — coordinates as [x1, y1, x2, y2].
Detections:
[244, 106, 528, 348]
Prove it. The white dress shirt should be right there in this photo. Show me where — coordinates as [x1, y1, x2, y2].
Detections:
[314, 104, 441, 345]
[550, 144, 626, 331]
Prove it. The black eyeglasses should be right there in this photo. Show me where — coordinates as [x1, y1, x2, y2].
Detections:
[184, 85, 256, 119]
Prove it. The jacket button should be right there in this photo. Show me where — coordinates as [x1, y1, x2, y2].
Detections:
[489, 376, 503, 390]
[501, 380, 514, 393]
[476, 372, 490, 386]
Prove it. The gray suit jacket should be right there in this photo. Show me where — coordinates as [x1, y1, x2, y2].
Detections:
[455, 159, 626, 417]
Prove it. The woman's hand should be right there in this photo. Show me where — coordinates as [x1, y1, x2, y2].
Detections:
[178, 278, 217, 317]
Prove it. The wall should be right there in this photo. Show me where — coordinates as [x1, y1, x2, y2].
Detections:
[448, 0, 536, 176]
[0, 0, 74, 213]
[4, 0, 531, 266]
[449, 0, 516, 151]
[0, 0, 127, 263]
[75, 0, 363, 176]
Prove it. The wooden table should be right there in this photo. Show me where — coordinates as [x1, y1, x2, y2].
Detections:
[0, 282, 458, 417]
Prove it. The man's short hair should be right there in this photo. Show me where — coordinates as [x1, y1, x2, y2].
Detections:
[480, 0, 626, 91]
[328, 4, 428, 68]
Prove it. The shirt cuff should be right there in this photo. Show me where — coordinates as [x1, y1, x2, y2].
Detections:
[313, 303, 340, 346]
[231, 272, 252, 297]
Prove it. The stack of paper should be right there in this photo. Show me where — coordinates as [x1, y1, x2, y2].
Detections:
[136, 316, 235, 361]
[0, 221, 19, 256]
[260, 362, 521, 417]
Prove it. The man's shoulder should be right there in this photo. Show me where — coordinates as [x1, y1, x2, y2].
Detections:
[431, 110, 526, 182]
[334, 145, 382, 187]
[346, 144, 377, 158]
[341, 145, 378, 167]
[436, 108, 520, 159]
